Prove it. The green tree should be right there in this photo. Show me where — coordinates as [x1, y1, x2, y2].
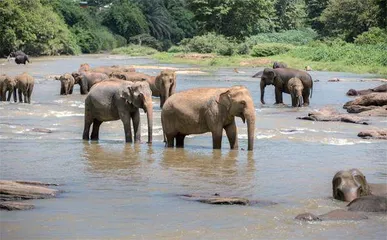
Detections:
[102, 0, 149, 41]
[305, 0, 329, 33]
[187, 0, 275, 39]
[274, 0, 307, 30]
[319, 0, 380, 41]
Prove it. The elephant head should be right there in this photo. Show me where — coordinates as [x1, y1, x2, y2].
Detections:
[59, 73, 74, 95]
[346, 89, 358, 96]
[273, 61, 287, 69]
[260, 68, 277, 104]
[79, 63, 91, 72]
[218, 86, 256, 151]
[109, 71, 128, 80]
[156, 70, 176, 108]
[121, 81, 153, 143]
[332, 168, 371, 202]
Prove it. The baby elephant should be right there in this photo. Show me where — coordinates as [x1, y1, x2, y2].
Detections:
[0, 74, 17, 102]
[287, 77, 304, 107]
[15, 72, 34, 103]
[57, 73, 75, 95]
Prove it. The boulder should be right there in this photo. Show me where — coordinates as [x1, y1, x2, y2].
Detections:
[297, 107, 368, 125]
[358, 129, 387, 140]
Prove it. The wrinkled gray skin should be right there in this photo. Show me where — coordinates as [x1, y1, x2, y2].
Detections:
[115, 70, 177, 108]
[287, 77, 304, 107]
[72, 72, 108, 94]
[15, 55, 30, 65]
[15, 73, 34, 103]
[161, 86, 255, 150]
[57, 73, 75, 95]
[346, 83, 387, 96]
[272, 61, 287, 69]
[295, 169, 387, 221]
[260, 68, 313, 106]
[83, 80, 153, 143]
[0, 75, 17, 102]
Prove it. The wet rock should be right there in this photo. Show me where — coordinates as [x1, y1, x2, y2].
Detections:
[328, 78, 340, 82]
[347, 195, 387, 212]
[344, 93, 387, 108]
[179, 194, 276, 206]
[0, 180, 60, 211]
[358, 129, 387, 140]
[314, 79, 320, 82]
[297, 107, 369, 125]
[31, 128, 52, 133]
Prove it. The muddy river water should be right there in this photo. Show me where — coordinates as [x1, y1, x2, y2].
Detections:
[0, 55, 386, 239]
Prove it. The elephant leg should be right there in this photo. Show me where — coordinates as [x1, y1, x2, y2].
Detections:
[69, 85, 74, 94]
[224, 121, 238, 150]
[212, 129, 223, 149]
[120, 114, 133, 143]
[176, 133, 186, 148]
[60, 85, 65, 95]
[274, 88, 283, 104]
[160, 95, 166, 109]
[13, 89, 17, 102]
[302, 88, 310, 106]
[291, 94, 296, 107]
[131, 110, 141, 143]
[6, 90, 11, 101]
[82, 111, 93, 140]
[90, 119, 102, 140]
[18, 89, 23, 103]
[165, 133, 175, 147]
[23, 92, 28, 103]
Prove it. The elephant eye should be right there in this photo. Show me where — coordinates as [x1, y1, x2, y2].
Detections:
[240, 100, 246, 105]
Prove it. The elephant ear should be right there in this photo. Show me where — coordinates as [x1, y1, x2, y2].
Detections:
[350, 168, 371, 196]
[120, 86, 134, 104]
[216, 90, 232, 110]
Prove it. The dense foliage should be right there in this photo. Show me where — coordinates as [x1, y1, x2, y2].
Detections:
[0, 0, 386, 64]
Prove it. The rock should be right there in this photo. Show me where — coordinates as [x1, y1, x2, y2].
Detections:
[0, 201, 35, 211]
[314, 79, 320, 82]
[297, 107, 369, 125]
[0, 180, 60, 211]
[328, 78, 340, 82]
[358, 130, 387, 140]
[344, 93, 387, 108]
[31, 128, 52, 133]
[179, 194, 276, 206]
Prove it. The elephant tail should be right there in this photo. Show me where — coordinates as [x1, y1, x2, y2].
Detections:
[310, 80, 313, 99]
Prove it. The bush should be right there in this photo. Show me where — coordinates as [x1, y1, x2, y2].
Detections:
[245, 29, 317, 47]
[354, 27, 387, 45]
[111, 44, 159, 56]
[251, 43, 294, 57]
[179, 33, 236, 56]
[167, 45, 186, 53]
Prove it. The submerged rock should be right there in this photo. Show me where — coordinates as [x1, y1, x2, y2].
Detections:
[297, 107, 368, 125]
[31, 128, 53, 133]
[358, 129, 387, 140]
[179, 194, 276, 206]
[344, 93, 387, 108]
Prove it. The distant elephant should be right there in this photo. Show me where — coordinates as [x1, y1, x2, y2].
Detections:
[115, 70, 177, 108]
[332, 168, 387, 202]
[287, 77, 304, 107]
[57, 73, 75, 95]
[260, 68, 313, 106]
[161, 85, 255, 150]
[15, 55, 30, 65]
[272, 61, 287, 69]
[72, 72, 108, 94]
[15, 72, 34, 103]
[91, 65, 135, 75]
[0, 74, 17, 102]
[83, 80, 153, 143]
[346, 83, 387, 96]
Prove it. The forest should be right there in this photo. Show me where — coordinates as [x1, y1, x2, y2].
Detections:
[1, 0, 386, 74]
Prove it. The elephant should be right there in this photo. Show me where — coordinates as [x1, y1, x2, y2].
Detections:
[15, 72, 34, 103]
[295, 169, 387, 221]
[72, 71, 109, 94]
[0, 74, 17, 102]
[287, 77, 304, 107]
[346, 83, 387, 96]
[332, 168, 387, 202]
[83, 80, 153, 143]
[260, 68, 313, 106]
[91, 65, 135, 75]
[57, 73, 75, 95]
[161, 85, 255, 150]
[15, 55, 30, 65]
[113, 70, 177, 108]
[272, 61, 287, 69]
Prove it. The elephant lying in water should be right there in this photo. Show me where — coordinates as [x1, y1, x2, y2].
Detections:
[296, 169, 387, 221]
[83, 80, 153, 143]
[161, 85, 255, 150]
[346, 83, 387, 96]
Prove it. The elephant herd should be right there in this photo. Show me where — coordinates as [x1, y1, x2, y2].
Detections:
[0, 72, 35, 103]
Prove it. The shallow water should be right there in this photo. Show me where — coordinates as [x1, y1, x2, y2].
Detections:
[0, 55, 386, 239]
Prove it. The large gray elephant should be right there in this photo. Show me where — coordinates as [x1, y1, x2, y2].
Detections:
[287, 77, 304, 107]
[260, 68, 313, 106]
[8, 51, 30, 64]
[111, 70, 177, 108]
[57, 73, 75, 95]
[72, 71, 108, 94]
[161, 85, 255, 150]
[0, 74, 17, 102]
[83, 80, 153, 143]
[15, 72, 34, 103]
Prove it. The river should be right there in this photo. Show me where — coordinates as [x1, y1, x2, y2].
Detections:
[0, 54, 386, 239]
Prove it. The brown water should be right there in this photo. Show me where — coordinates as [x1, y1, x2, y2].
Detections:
[0, 54, 386, 239]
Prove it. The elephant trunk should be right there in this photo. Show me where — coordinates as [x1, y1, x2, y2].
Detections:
[144, 99, 153, 143]
[260, 80, 266, 104]
[244, 109, 255, 151]
[298, 95, 303, 107]
[161, 85, 170, 109]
